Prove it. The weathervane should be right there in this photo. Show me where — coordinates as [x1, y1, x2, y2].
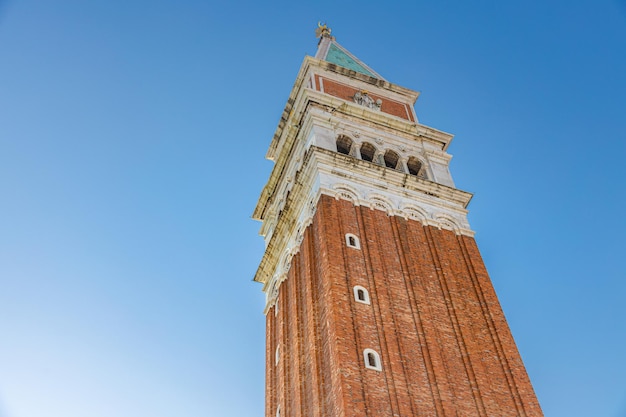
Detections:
[315, 22, 332, 38]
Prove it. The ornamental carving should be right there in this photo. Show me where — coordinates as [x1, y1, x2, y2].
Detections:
[353, 91, 382, 111]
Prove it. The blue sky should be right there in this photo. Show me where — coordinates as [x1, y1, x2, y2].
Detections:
[1, 1, 625, 416]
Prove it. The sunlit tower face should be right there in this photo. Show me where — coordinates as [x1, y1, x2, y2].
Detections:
[253, 26, 543, 417]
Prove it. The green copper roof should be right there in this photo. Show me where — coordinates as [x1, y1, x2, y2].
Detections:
[325, 43, 375, 77]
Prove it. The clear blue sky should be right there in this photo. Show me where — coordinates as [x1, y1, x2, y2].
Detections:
[1, 1, 625, 416]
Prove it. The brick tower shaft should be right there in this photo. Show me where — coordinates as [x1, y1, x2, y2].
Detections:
[254, 27, 542, 417]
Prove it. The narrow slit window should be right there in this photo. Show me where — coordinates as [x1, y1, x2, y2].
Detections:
[363, 349, 382, 371]
[275, 344, 280, 365]
[367, 352, 376, 367]
[345, 233, 360, 249]
[353, 285, 370, 305]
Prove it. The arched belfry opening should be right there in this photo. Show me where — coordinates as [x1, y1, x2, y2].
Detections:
[360, 142, 376, 162]
[383, 150, 400, 170]
[336, 135, 353, 155]
[407, 156, 424, 177]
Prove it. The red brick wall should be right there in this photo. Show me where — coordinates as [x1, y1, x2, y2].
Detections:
[314, 75, 415, 122]
[266, 194, 542, 416]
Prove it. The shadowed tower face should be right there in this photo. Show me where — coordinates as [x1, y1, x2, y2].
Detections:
[252, 25, 543, 417]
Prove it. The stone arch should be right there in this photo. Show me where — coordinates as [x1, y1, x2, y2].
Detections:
[401, 205, 429, 223]
[282, 251, 293, 272]
[367, 194, 394, 215]
[266, 276, 280, 308]
[434, 214, 461, 233]
[333, 184, 360, 204]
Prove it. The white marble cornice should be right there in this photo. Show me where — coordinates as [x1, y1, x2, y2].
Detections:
[255, 145, 475, 311]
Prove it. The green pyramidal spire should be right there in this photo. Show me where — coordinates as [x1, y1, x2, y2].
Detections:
[314, 24, 385, 80]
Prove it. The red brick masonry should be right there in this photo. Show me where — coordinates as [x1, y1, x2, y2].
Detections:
[314, 75, 415, 122]
[266, 195, 542, 417]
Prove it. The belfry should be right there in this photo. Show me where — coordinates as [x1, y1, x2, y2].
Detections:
[252, 25, 543, 417]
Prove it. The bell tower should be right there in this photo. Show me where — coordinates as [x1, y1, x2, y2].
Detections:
[253, 26, 543, 417]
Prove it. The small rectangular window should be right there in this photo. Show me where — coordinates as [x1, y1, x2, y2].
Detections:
[353, 285, 370, 305]
[345, 233, 361, 249]
[363, 349, 382, 371]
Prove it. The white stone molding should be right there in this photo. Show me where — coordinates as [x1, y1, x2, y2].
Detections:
[353, 285, 371, 305]
[283, 251, 292, 271]
[400, 204, 429, 223]
[434, 214, 462, 232]
[345, 233, 361, 249]
[295, 228, 304, 246]
[363, 349, 382, 371]
[268, 278, 280, 309]
[333, 184, 360, 204]
[366, 193, 394, 215]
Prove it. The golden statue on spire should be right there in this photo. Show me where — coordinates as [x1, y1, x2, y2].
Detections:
[315, 22, 332, 38]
